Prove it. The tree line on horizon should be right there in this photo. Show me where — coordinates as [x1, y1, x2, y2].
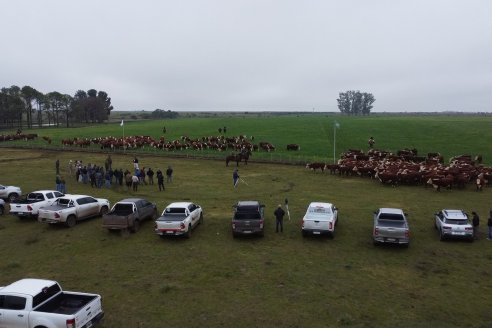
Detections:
[0, 85, 113, 129]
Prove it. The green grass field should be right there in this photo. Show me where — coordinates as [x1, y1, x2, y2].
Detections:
[1, 115, 492, 327]
[2, 113, 492, 164]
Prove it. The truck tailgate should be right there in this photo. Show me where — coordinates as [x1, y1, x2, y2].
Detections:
[156, 220, 183, 233]
[71, 292, 103, 328]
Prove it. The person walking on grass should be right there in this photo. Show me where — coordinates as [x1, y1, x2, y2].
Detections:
[472, 211, 480, 240]
[157, 169, 165, 191]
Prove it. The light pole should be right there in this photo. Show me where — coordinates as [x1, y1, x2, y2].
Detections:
[333, 121, 339, 164]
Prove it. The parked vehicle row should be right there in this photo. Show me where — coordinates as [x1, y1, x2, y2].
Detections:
[3, 189, 477, 244]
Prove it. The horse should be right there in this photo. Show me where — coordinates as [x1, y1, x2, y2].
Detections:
[226, 150, 251, 167]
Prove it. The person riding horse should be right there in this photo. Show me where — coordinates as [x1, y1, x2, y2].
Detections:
[226, 148, 251, 167]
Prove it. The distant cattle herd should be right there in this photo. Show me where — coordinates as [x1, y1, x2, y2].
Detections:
[306, 148, 490, 191]
[2, 132, 490, 191]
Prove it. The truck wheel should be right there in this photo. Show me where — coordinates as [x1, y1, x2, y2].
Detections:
[0, 205, 4, 215]
[7, 193, 19, 202]
[185, 225, 192, 238]
[131, 220, 140, 233]
[199, 213, 204, 225]
[66, 215, 76, 228]
[328, 231, 335, 239]
[152, 209, 158, 220]
[439, 230, 446, 241]
[373, 240, 380, 246]
[99, 206, 109, 216]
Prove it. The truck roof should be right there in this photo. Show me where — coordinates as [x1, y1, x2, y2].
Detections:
[115, 198, 145, 203]
[59, 194, 93, 199]
[166, 202, 193, 208]
[29, 190, 60, 194]
[308, 202, 333, 208]
[236, 201, 260, 207]
[379, 208, 404, 215]
[0, 278, 57, 296]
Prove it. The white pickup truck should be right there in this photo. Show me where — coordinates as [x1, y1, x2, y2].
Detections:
[38, 194, 110, 228]
[9, 190, 65, 219]
[0, 278, 104, 328]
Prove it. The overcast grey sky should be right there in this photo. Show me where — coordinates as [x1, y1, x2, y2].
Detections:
[2, 1, 491, 112]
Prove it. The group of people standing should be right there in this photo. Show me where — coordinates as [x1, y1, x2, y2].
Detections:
[130, 156, 173, 192]
[59, 155, 175, 193]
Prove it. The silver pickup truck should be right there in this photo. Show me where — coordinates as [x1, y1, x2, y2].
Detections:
[373, 208, 410, 247]
[0, 278, 104, 328]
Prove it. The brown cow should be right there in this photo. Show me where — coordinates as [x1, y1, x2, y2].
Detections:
[286, 144, 300, 151]
[306, 163, 325, 172]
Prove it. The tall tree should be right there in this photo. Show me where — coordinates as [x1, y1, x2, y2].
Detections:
[60, 94, 73, 127]
[337, 90, 375, 115]
[46, 91, 65, 127]
[21, 86, 39, 128]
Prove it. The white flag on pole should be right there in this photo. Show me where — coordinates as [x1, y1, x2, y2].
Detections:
[334, 121, 340, 128]
[120, 120, 124, 127]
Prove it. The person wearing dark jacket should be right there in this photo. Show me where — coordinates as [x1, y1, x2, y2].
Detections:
[487, 210, 492, 240]
[472, 211, 480, 239]
[156, 169, 165, 191]
[274, 204, 286, 233]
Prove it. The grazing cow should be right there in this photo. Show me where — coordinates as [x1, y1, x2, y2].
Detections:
[427, 177, 453, 192]
[476, 178, 485, 191]
[375, 171, 398, 187]
[306, 163, 325, 172]
[324, 164, 339, 175]
[286, 144, 300, 151]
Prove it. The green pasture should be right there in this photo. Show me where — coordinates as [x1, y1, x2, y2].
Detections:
[0, 147, 491, 327]
[1, 114, 492, 164]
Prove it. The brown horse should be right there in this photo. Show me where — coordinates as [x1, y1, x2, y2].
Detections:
[226, 150, 251, 167]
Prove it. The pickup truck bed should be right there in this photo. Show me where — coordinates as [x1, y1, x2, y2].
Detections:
[35, 293, 98, 315]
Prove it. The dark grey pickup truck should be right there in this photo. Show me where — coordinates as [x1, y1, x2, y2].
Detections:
[231, 201, 265, 237]
[102, 198, 157, 233]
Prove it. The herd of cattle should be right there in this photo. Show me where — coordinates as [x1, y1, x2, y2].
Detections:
[306, 148, 490, 191]
[58, 135, 300, 153]
[3, 133, 489, 191]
